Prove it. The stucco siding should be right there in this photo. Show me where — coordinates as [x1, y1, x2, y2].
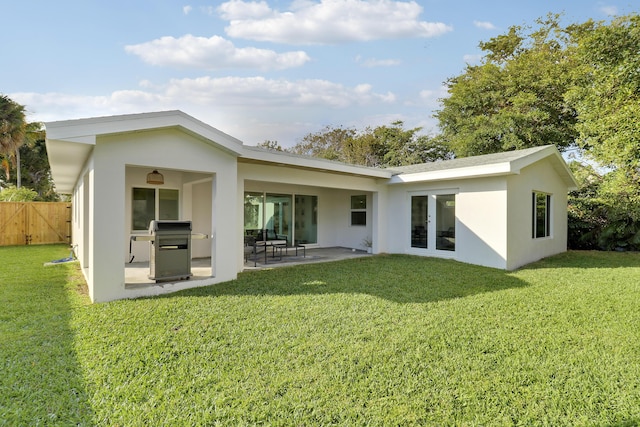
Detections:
[386, 177, 508, 269]
[506, 159, 569, 270]
[88, 129, 238, 302]
[455, 177, 508, 269]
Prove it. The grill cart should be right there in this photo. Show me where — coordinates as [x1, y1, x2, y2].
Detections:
[148, 220, 193, 281]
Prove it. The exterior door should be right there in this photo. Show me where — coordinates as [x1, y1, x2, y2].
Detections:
[410, 193, 456, 253]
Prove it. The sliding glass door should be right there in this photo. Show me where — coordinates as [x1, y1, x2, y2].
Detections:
[294, 195, 317, 244]
[265, 194, 292, 242]
[244, 192, 317, 245]
[410, 192, 456, 252]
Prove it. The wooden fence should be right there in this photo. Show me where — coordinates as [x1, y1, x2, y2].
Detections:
[0, 202, 71, 246]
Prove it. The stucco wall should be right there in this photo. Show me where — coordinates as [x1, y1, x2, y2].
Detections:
[81, 128, 239, 302]
[506, 159, 569, 269]
[385, 176, 509, 269]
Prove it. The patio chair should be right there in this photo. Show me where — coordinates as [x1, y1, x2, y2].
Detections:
[244, 235, 258, 267]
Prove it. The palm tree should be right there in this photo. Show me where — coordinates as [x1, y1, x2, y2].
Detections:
[0, 95, 27, 187]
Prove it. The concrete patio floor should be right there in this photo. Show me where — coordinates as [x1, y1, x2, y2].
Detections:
[124, 247, 371, 286]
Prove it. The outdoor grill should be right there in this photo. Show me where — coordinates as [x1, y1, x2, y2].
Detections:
[148, 220, 193, 282]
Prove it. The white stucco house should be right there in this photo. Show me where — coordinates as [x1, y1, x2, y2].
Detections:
[45, 110, 577, 302]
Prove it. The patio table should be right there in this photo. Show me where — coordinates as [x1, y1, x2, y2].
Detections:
[256, 239, 287, 263]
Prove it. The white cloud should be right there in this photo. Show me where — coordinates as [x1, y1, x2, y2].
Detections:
[599, 5, 618, 16]
[473, 20, 496, 30]
[218, 0, 453, 45]
[15, 76, 396, 145]
[463, 53, 482, 64]
[355, 55, 401, 67]
[125, 35, 310, 70]
[183, 5, 192, 15]
[403, 84, 448, 108]
[163, 76, 395, 108]
[217, 0, 273, 19]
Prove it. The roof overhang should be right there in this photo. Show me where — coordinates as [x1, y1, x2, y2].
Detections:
[388, 162, 514, 184]
[45, 110, 245, 193]
[389, 145, 578, 190]
[240, 146, 393, 179]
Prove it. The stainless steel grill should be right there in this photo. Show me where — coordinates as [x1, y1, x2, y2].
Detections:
[148, 220, 192, 281]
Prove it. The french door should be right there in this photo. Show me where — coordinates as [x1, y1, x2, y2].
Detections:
[410, 192, 456, 252]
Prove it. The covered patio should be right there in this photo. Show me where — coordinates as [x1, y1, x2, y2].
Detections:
[124, 247, 371, 287]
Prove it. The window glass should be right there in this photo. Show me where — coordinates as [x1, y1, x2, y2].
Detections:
[132, 188, 180, 231]
[294, 195, 318, 244]
[533, 192, 551, 238]
[351, 211, 367, 226]
[132, 188, 155, 230]
[159, 189, 179, 220]
[266, 194, 292, 243]
[435, 194, 456, 251]
[351, 195, 366, 210]
[243, 192, 264, 237]
[350, 195, 367, 226]
[411, 195, 428, 248]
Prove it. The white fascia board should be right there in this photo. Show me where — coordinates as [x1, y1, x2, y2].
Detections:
[241, 146, 393, 179]
[45, 110, 244, 156]
[389, 162, 514, 184]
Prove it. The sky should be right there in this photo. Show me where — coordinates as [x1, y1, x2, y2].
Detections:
[3, 0, 636, 147]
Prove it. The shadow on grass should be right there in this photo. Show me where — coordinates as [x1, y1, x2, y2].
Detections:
[0, 245, 94, 425]
[174, 254, 530, 304]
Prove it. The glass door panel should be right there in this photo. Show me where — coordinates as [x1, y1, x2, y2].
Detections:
[294, 195, 317, 244]
[266, 194, 292, 244]
[435, 194, 456, 251]
[243, 192, 264, 238]
[411, 195, 428, 248]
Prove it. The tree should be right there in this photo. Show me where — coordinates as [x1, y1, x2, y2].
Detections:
[256, 140, 284, 151]
[565, 14, 640, 250]
[0, 95, 27, 184]
[288, 125, 357, 162]
[434, 12, 640, 251]
[435, 14, 581, 157]
[288, 122, 452, 167]
[12, 126, 59, 201]
[567, 14, 640, 174]
[0, 186, 39, 202]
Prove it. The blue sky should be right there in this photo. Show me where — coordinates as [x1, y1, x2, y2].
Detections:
[3, 0, 634, 147]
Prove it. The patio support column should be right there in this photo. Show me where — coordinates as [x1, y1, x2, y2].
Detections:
[371, 187, 388, 254]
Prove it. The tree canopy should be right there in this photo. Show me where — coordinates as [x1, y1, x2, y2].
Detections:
[434, 12, 640, 251]
[0, 96, 58, 200]
[268, 122, 452, 168]
[435, 14, 583, 157]
[0, 94, 27, 182]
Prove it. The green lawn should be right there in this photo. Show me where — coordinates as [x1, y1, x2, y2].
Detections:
[1, 245, 640, 426]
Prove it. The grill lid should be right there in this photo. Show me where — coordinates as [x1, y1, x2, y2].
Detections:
[149, 220, 192, 233]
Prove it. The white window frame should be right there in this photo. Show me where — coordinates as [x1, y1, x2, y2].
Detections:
[532, 191, 552, 239]
[350, 195, 367, 226]
[131, 187, 180, 231]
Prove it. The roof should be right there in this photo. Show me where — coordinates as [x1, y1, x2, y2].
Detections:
[240, 146, 392, 179]
[45, 110, 245, 193]
[388, 145, 578, 189]
[45, 110, 577, 193]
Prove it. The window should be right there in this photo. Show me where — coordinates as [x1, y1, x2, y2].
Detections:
[132, 188, 179, 231]
[532, 192, 551, 238]
[350, 195, 367, 226]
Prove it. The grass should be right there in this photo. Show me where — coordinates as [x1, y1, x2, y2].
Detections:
[1, 246, 640, 426]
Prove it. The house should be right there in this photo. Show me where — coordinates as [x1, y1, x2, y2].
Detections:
[45, 110, 577, 302]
